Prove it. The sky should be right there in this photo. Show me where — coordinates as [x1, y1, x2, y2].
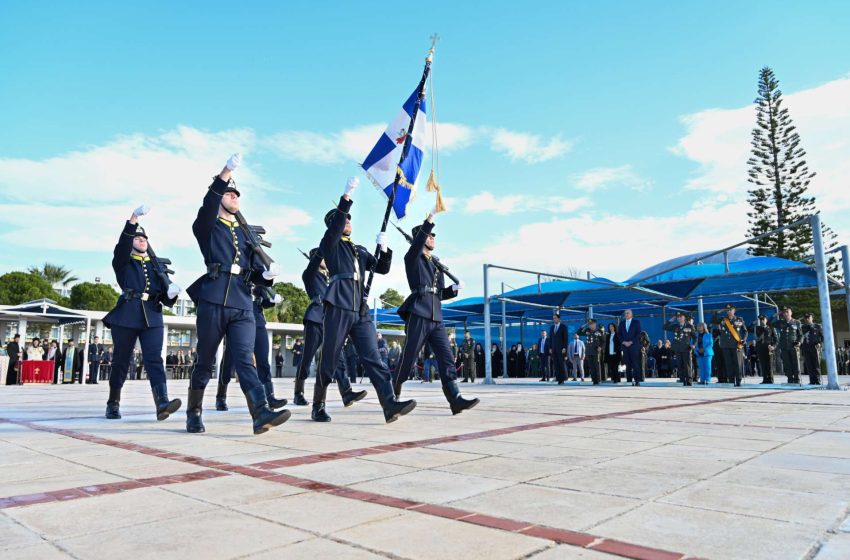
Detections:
[1, 0, 849, 303]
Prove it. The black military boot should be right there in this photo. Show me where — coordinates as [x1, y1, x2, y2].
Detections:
[215, 378, 228, 411]
[393, 379, 403, 398]
[311, 382, 331, 422]
[263, 382, 288, 410]
[186, 388, 206, 433]
[337, 371, 367, 406]
[105, 386, 122, 419]
[442, 380, 480, 415]
[377, 384, 417, 424]
[245, 385, 291, 435]
[152, 384, 182, 421]
[293, 377, 309, 406]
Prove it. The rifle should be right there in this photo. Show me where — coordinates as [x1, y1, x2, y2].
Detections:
[145, 243, 176, 305]
[297, 248, 310, 260]
[233, 210, 276, 301]
[391, 222, 462, 285]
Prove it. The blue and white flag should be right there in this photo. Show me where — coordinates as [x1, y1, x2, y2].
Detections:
[361, 88, 428, 220]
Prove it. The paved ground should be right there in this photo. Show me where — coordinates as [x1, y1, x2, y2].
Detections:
[2, 376, 850, 560]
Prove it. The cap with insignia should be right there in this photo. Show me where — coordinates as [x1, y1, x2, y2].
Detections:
[325, 209, 351, 228]
[782, 306, 792, 312]
[412, 225, 436, 239]
[222, 180, 240, 197]
[758, 314, 767, 320]
[133, 225, 148, 239]
[725, 304, 736, 310]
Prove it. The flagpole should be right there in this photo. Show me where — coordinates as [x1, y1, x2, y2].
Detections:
[363, 36, 437, 301]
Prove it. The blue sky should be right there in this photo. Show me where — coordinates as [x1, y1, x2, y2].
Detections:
[1, 0, 849, 299]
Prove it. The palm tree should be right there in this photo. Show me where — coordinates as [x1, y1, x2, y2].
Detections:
[28, 263, 79, 287]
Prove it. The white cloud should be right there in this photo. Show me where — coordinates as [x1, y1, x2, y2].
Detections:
[463, 190, 592, 215]
[671, 75, 850, 239]
[573, 164, 651, 192]
[490, 128, 572, 163]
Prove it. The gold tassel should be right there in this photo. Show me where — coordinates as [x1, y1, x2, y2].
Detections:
[427, 170, 446, 213]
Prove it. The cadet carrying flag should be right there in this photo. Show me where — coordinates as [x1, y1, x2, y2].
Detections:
[361, 88, 428, 220]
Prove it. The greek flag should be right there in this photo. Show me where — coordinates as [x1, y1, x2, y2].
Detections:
[362, 88, 428, 220]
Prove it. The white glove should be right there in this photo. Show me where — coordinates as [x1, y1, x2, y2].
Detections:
[344, 176, 359, 196]
[133, 205, 150, 217]
[429, 205, 440, 218]
[167, 283, 181, 299]
[273, 294, 283, 304]
[376, 231, 388, 252]
[451, 281, 464, 292]
[262, 262, 280, 280]
[226, 153, 241, 171]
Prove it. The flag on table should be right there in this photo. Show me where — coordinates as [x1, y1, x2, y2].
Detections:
[361, 88, 428, 220]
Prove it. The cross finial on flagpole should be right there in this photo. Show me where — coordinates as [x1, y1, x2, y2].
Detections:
[427, 33, 440, 61]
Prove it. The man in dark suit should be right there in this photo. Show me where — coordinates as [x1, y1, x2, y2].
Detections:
[549, 312, 568, 384]
[537, 329, 550, 381]
[87, 336, 104, 384]
[5, 333, 22, 385]
[617, 309, 642, 386]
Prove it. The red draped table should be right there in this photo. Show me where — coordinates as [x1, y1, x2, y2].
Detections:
[21, 360, 54, 384]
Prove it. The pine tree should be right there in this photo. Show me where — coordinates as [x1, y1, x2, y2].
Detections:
[746, 66, 817, 260]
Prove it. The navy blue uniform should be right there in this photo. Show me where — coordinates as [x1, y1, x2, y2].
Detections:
[187, 176, 270, 392]
[296, 252, 357, 394]
[394, 219, 460, 390]
[549, 322, 569, 383]
[103, 220, 176, 389]
[220, 287, 275, 385]
[316, 196, 395, 401]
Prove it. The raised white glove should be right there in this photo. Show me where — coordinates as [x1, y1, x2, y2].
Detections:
[376, 231, 388, 252]
[451, 281, 464, 292]
[167, 283, 181, 299]
[226, 153, 241, 171]
[133, 205, 150, 217]
[273, 294, 283, 304]
[429, 205, 440, 218]
[262, 262, 280, 280]
[344, 176, 359, 197]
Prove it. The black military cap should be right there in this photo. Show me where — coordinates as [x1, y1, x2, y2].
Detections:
[782, 306, 793, 312]
[803, 312, 814, 319]
[133, 225, 148, 239]
[309, 247, 321, 260]
[675, 311, 685, 317]
[758, 314, 767, 320]
[324, 209, 351, 228]
[725, 304, 736, 310]
[222, 180, 241, 197]
[412, 225, 436, 239]
[588, 318, 597, 324]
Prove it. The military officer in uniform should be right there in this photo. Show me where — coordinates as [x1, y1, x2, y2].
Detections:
[711, 304, 748, 386]
[185, 153, 290, 435]
[87, 336, 104, 384]
[577, 319, 605, 385]
[311, 176, 416, 423]
[550, 312, 569, 384]
[393, 209, 478, 415]
[292, 247, 367, 408]
[772, 307, 803, 384]
[215, 283, 289, 410]
[665, 312, 697, 386]
[753, 314, 777, 384]
[801, 313, 824, 385]
[102, 205, 182, 420]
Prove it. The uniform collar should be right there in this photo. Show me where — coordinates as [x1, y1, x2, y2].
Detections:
[341, 236, 353, 243]
[131, 254, 151, 262]
[218, 217, 237, 227]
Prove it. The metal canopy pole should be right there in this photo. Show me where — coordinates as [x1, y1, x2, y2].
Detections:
[811, 215, 839, 389]
[754, 293, 760, 318]
[483, 264, 494, 384]
[697, 297, 704, 324]
[501, 282, 508, 379]
[839, 245, 850, 337]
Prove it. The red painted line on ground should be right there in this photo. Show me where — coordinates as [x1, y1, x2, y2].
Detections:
[0, 469, 227, 510]
[626, 416, 850, 434]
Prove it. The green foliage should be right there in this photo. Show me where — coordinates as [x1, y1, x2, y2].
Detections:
[69, 282, 119, 311]
[0, 272, 58, 305]
[27, 263, 78, 286]
[379, 288, 405, 308]
[264, 282, 310, 324]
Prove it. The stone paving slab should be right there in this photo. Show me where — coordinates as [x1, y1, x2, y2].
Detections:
[1, 378, 849, 560]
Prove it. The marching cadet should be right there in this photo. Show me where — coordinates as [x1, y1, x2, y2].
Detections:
[292, 248, 367, 408]
[664, 312, 697, 386]
[311, 177, 416, 423]
[393, 208, 479, 414]
[102, 205, 182, 420]
[214, 283, 289, 410]
[577, 319, 605, 385]
[753, 314, 777, 384]
[184, 153, 290, 435]
[460, 330, 476, 383]
[772, 307, 803, 384]
[711, 304, 748, 386]
[801, 312, 824, 385]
